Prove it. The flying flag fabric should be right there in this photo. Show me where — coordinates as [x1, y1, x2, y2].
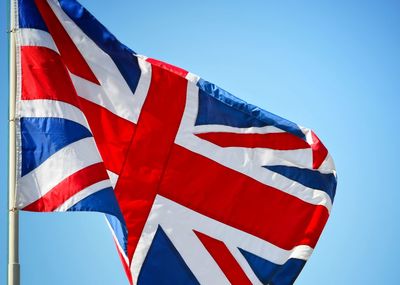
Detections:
[15, 0, 337, 284]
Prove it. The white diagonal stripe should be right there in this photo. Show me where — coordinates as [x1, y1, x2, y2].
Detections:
[17, 137, 103, 208]
[55, 179, 111, 212]
[48, 0, 142, 123]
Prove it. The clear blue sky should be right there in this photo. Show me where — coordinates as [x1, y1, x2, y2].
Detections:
[1, 0, 400, 284]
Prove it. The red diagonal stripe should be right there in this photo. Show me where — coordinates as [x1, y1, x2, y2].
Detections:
[194, 231, 252, 285]
[196, 132, 310, 150]
[34, 0, 100, 84]
[23, 162, 109, 212]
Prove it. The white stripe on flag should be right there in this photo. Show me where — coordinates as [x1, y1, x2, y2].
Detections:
[131, 57, 152, 123]
[106, 170, 119, 189]
[193, 124, 285, 135]
[318, 154, 337, 174]
[17, 28, 58, 53]
[18, 99, 89, 129]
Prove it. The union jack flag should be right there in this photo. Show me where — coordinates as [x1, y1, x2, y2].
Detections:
[15, 0, 337, 284]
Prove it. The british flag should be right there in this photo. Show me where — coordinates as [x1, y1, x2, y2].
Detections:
[15, 0, 337, 284]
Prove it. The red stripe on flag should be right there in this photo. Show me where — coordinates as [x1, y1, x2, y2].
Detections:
[114, 64, 188, 260]
[23, 162, 109, 212]
[194, 231, 252, 285]
[311, 131, 328, 169]
[195, 132, 310, 150]
[34, 0, 100, 84]
[159, 145, 329, 250]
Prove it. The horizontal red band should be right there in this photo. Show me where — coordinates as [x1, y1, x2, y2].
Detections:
[159, 145, 329, 250]
[196, 132, 310, 150]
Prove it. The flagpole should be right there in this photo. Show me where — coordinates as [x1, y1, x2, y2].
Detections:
[8, 0, 20, 283]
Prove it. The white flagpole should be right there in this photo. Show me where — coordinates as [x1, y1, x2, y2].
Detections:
[8, 0, 20, 283]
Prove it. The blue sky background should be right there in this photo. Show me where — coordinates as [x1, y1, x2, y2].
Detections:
[1, 0, 400, 284]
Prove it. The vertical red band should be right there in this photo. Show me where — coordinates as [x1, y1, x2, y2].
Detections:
[114, 63, 188, 260]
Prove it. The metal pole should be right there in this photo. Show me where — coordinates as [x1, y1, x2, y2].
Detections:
[8, 0, 20, 283]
